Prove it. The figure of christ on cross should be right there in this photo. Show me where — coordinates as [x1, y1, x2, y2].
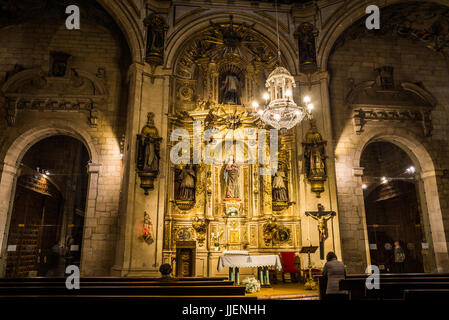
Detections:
[305, 204, 336, 260]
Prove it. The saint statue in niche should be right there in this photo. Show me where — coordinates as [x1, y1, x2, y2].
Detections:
[303, 120, 327, 178]
[272, 170, 288, 202]
[302, 119, 327, 197]
[224, 156, 239, 199]
[143, 136, 159, 172]
[308, 144, 326, 177]
[136, 112, 162, 194]
[137, 112, 161, 172]
[221, 73, 241, 105]
[297, 23, 318, 74]
[144, 14, 168, 67]
[176, 164, 196, 201]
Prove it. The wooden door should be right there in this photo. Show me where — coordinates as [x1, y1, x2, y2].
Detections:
[6, 183, 62, 277]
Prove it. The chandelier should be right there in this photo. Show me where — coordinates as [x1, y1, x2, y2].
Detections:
[251, 0, 313, 131]
[253, 67, 313, 131]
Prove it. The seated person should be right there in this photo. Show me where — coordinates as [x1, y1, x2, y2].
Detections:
[158, 263, 177, 281]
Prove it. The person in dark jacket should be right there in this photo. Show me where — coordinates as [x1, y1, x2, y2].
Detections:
[158, 263, 177, 281]
[393, 241, 406, 273]
[322, 252, 348, 300]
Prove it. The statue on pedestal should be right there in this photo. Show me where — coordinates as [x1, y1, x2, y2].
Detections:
[303, 119, 327, 197]
[272, 170, 288, 202]
[136, 112, 162, 195]
[221, 73, 241, 105]
[224, 156, 240, 199]
[176, 164, 196, 201]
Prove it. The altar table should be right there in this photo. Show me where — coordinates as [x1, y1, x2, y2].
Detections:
[217, 255, 282, 286]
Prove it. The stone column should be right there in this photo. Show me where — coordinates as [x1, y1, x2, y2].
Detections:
[0, 162, 19, 277]
[80, 162, 101, 276]
[421, 170, 449, 272]
[297, 71, 344, 270]
[111, 62, 145, 276]
[112, 62, 171, 276]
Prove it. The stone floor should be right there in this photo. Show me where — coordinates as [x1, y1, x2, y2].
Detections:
[247, 282, 320, 300]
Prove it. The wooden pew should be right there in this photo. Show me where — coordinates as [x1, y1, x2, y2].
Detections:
[0, 294, 257, 301]
[0, 280, 234, 287]
[0, 285, 246, 296]
[0, 277, 247, 300]
[340, 274, 449, 300]
[0, 277, 228, 283]
[404, 289, 449, 300]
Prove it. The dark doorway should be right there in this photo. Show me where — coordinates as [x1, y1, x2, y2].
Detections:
[5, 136, 89, 277]
[361, 142, 424, 273]
[176, 241, 196, 277]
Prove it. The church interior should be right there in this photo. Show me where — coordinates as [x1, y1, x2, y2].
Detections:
[0, 0, 449, 302]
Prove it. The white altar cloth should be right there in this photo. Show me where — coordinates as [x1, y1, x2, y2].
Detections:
[217, 255, 282, 271]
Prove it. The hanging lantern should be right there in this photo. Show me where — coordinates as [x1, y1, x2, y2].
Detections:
[257, 67, 307, 131]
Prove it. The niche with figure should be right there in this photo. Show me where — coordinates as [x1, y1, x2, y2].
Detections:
[219, 65, 244, 105]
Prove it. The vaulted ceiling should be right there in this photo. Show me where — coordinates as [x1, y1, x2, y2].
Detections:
[333, 2, 449, 57]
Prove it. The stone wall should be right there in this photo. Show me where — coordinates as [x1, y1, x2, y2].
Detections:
[0, 13, 130, 275]
[329, 34, 449, 272]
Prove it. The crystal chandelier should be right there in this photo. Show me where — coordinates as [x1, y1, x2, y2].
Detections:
[252, 0, 313, 131]
[253, 67, 313, 131]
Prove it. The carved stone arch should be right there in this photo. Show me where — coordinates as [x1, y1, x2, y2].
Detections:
[346, 73, 437, 136]
[318, 0, 449, 72]
[353, 127, 437, 174]
[1, 68, 108, 127]
[0, 119, 100, 166]
[170, 14, 298, 111]
[0, 120, 101, 275]
[334, 125, 449, 272]
[165, 12, 298, 74]
[1, 68, 108, 98]
[359, 128, 449, 272]
[401, 82, 438, 108]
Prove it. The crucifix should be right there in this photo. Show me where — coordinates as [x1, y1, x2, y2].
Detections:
[305, 204, 336, 259]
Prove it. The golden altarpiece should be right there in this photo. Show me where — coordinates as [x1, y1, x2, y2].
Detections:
[162, 19, 305, 277]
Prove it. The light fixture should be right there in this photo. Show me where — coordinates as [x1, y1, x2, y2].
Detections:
[381, 176, 388, 184]
[406, 166, 415, 174]
[251, 0, 311, 131]
[362, 184, 367, 190]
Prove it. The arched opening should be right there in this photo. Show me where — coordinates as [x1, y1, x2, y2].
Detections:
[361, 141, 425, 273]
[5, 136, 89, 277]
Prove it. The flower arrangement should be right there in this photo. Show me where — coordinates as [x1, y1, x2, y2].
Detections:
[242, 277, 261, 293]
[211, 231, 222, 251]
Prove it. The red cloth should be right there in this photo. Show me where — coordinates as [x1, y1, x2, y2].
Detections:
[280, 252, 299, 273]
